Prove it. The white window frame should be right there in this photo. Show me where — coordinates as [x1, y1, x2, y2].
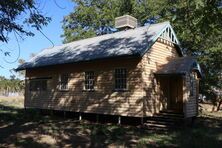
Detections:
[114, 68, 127, 91]
[59, 74, 69, 91]
[84, 71, 95, 91]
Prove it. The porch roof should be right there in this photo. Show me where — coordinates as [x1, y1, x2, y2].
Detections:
[155, 57, 202, 78]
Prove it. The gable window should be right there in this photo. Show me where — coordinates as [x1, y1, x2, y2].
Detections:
[59, 74, 69, 91]
[30, 79, 47, 91]
[84, 71, 95, 90]
[115, 68, 127, 90]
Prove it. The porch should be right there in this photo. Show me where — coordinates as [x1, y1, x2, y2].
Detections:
[154, 57, 202, 118]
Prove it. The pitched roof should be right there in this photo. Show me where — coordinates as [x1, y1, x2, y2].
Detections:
[155, 57, 202, 78]
[17, 21, 182, 70]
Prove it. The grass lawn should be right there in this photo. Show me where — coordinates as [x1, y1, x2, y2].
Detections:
[0, 97, 222, 147]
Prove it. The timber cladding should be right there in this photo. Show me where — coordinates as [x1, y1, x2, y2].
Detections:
[25, 40, 180, 117]
[184, 72, 199, 118]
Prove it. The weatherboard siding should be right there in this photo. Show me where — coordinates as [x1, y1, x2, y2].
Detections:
[141, 39, 180, 116]
[25, 57, 145, 117]
[25, 40, 180, 117]
[184, 73, 199, 118]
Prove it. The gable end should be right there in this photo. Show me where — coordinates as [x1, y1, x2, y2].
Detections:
[140, 23, 183, 57]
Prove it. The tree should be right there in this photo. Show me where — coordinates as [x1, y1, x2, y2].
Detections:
[167, 0, 222, 55]
[0, 0, 51, 43]
[61, 0, 168, 43]
[62, 0, 119, 43]
[119, 0, 133, 15]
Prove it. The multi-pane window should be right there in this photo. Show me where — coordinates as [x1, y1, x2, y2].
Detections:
[115, 68, 127, 90]
[59, 74, 69, 90]
[30, 79, 47, 91]
[85, 71, 95, 90]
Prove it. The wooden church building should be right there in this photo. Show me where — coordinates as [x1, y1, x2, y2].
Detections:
[17, 15, 202, 122]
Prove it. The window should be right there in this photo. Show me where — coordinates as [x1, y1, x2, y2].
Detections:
[84, 71, 95, 90]
[59, 74, 69, 91]
[30, 79, 47, 91]
[115, 68, 127, 90]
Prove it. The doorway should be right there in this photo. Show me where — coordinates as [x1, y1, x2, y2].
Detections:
[158, 75, 183, 113]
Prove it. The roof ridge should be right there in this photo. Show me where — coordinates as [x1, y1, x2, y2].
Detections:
[44, 21, 170, 50]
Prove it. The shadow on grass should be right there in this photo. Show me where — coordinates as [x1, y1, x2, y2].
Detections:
[0, 104, 222, 147]
[0, 105, 141, 147]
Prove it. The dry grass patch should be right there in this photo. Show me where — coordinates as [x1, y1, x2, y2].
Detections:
[0, 96, 24, 108]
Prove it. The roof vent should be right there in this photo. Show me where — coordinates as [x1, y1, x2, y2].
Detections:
[115, 15, 137, 30]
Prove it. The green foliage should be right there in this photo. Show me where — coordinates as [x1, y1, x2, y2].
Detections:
[119, 0, 133, 15]
[61, 0, 119, 43]
[61, 0, 168, 43]
[199, 43, 222, 99]
[62, 0, 222, 99]
[168, 0, 222, 55]
[0, 0, 51, 43]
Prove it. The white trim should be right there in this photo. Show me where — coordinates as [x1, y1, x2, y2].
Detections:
[159, 26, 179, 44]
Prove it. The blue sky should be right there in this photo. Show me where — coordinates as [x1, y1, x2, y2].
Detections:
[0, 0, 75, 78]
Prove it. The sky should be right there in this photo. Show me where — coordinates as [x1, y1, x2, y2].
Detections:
[0, 0, 75, 78]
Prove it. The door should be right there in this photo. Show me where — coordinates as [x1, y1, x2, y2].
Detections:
[158, 75, 183, 112]
[167, 76, 183, 112]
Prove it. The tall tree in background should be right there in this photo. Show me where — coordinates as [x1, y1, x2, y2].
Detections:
[61, 0, 119, 43]
[61, 0, 176, 43]
[119, 0, 133, 15]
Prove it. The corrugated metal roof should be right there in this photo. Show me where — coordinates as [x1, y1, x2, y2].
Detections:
[17, 21, 181, 70]
[155, 57, 202, 78]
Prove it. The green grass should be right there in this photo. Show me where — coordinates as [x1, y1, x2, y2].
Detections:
[0, 97, 222, 147]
